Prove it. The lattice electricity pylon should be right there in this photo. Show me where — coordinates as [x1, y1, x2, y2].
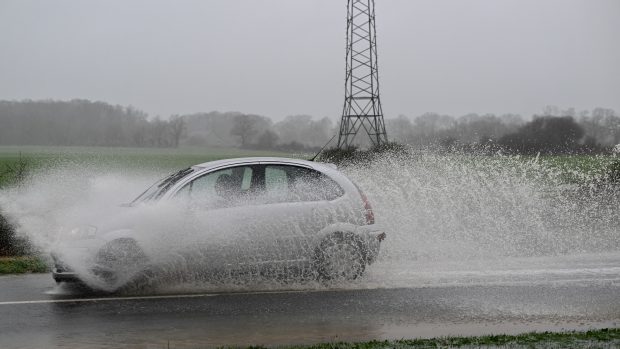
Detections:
[337, 0, 388, 149]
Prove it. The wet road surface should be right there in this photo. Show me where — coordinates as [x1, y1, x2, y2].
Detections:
[1, 253, 619, 348]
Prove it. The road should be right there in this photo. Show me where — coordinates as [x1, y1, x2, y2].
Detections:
[1, 253, 619, 349]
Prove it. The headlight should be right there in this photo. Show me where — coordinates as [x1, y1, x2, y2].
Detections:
[66, 225, 98, 239]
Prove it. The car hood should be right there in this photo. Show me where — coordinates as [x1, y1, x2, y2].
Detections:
[59, 200, 192, 242]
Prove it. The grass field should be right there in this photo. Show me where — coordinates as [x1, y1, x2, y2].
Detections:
[0, 145, 618, 190]
[0, 145, 298, 187]
[0, 146, 616, 170]
[534, 154, 619, 183]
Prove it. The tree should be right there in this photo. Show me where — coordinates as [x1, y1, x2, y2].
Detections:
[230, 114, 258, 148]
[169, 115, 186, 148]
[385, 115, 414, 143]
[0, 100, 182, 148]
[411, 113, 456, 145]
[150, 117, 171, 147]
[255, 130, 279, 149]
[499, 116, 585, 154]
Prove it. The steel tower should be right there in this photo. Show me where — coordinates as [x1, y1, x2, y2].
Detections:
[337, 0, 388, 149]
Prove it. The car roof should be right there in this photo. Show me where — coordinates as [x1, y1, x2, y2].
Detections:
[191, 157, 337, 172]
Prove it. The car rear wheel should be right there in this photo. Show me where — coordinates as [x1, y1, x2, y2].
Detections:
[315, 232, 366, 281]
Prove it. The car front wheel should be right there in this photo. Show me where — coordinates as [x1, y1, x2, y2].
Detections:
[92, 238, 148, 291]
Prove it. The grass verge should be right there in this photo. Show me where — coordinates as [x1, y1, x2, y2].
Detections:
[0, 256, 49, 274]
[232, 329, 620, 349]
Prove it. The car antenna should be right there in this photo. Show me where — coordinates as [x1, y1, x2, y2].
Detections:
[309, 134, 337, 162]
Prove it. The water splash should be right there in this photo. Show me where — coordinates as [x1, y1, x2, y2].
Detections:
[344, 150, 619, 262]
[1, 150, 618, 293]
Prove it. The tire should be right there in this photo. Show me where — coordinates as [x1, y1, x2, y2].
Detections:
[117, 267, 158, 294]
[92, 238, 148, 291]
[314, 232, 366, 281]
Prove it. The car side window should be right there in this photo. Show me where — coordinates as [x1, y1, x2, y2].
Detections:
[264, 166, 290, 202]
[263, 165, 344, 203]
[175, 166, 255, 208]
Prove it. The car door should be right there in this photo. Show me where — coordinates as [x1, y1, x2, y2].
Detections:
[241, 164, 345, 270]
[171, 165, 262, 274]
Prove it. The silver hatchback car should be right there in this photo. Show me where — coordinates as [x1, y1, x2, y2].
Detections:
[52, 157, 385, 291]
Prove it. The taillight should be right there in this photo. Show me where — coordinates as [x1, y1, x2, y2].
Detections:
[355, 184, 375, 225]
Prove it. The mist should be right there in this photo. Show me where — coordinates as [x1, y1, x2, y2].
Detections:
[1, 0, 618, 119]
[1, 100, 618, 154]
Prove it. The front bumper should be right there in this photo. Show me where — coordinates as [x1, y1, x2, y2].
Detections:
[52, 267, 80, 283]
[51, 253, 81, 283]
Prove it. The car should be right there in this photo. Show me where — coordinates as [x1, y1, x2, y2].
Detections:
[51, 157, 386, 292]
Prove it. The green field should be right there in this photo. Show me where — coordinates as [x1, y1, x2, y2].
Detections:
[533, 154, 618, 183]
[0, 146, 298, 187]
[0, 146, 618, 188]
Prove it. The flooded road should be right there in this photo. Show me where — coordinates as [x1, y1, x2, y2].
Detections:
[1, 252, 619, 349]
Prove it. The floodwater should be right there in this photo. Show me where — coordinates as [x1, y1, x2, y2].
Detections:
[1, 150, 618, 290]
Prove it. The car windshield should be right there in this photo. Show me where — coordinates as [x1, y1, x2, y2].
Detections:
[130, 167, 194, 204]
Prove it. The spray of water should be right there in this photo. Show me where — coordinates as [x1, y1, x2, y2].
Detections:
[0, 150, 618, 293]
[344, 151, 619, 261]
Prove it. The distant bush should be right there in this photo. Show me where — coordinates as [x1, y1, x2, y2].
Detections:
[498, 116, 586, 155]
[319, 146, 359, 164]
[0, 213, 30, 257]
[604, 160, 620, 184]
[370, 141, 408, 154]
[0, 153, 32, 256]
[0, 256, 48, 274]
[318, 141, 406, 164]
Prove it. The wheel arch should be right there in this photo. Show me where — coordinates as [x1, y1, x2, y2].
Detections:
[100, 229, 138, 242]
[316, 222, 359, 240]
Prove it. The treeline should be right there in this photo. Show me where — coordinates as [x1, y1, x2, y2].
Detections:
[0, 100, 618, 154]
[386, 107, 619, 154]
[0, 100, 333, 151]
[182, 112, 333, 151]
[0, 100, 184, 147]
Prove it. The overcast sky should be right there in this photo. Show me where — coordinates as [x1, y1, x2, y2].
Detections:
[1, 0, 618, 120]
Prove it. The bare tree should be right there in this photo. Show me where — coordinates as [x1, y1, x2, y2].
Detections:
[255, 130, 279, 149]
[150, 117, 170, 147]
[386, 115, 414, 143]
[230, 114, 258, 148]
[169, 115, 186, 148]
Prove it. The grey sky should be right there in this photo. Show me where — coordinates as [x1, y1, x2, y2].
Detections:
[1, 0, 618, 120]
